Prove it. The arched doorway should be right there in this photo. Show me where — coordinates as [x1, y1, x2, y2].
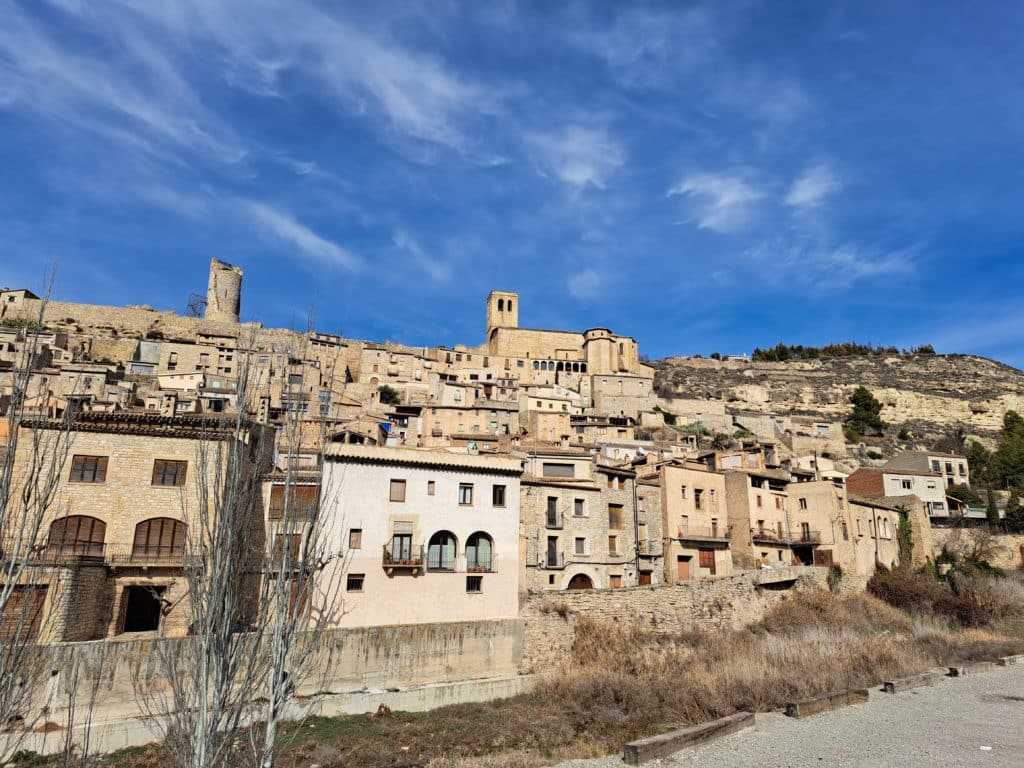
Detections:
[567, 573, 593, 590]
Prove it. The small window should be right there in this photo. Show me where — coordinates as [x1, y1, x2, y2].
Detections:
[346, 574, 365, 592]
[492, 484, 506, 507]
[70, 455, 108, 483]
[610, 574, 622, 588]
[756, 495, 763, 508]
[694, 489, 703, 510]
[608, 504, 624, 529]
[459, 483, 474, 505]
[574, 498, 585, 517]
[680, 485, 687, 499]
[958, 463, 965, 475]
[152, 459, 187, 487]
[466, 575, 483, 593]
[798, 497, 808, 510]
[427, 480, 436, 496]
[608, 535, 618, 555]
[901, 479, 912, 490]
[390, 479, 406, 502]
[931, 460, 940, 471]
[574, 537, 586, 555]
[348, 529, 362, 549]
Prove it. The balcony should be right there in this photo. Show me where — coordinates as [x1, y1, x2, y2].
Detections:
[545, 510, 564, 530]
[543, 551, 566, 569]
[107, 545, 189, 568]
[267, 502, 318, 521]
[676, 525, 731, 544]
[751, 529, 822, 545]
[382, 544, 425, 575]
[637, 539, 663, 557]
[1, 540, 106, 567]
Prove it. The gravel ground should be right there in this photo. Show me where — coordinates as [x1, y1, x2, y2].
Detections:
[553, 664, 1024, 768]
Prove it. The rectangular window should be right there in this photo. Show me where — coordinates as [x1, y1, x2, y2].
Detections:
[348, 529, 362, 549]
[574, 537, 586, 555]
[608, 503, 624, 530]
[681, 485, 688, 499]
[945, 462, 953, 474]
[542, 462, 574, 478]
[756, 495, 763, 508]
[151, 459, 187, 487]
[901, 479, 912, 490]
[931, 459, 940, 471]
[346, 574, 365, 592]
[694, 489, 703, 509]
[610, 574, 623, 588]
[69, 455, 108, 483]
[390, 479, 406, 502]
[698, 548, 716, 574]
[608, 535, 618, 555]
[492, 484, 507, 507]
[958, 463, 965, 475]
[466, 575, 483, 593]
[798, 497, 808, 510]
[574, 498, 585, 517]
[459, 483, 474, 505]
[427, 480, 435, 495]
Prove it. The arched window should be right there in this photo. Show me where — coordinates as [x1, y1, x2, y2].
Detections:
[556, 362, 564, 372]
[508, 300, 513, 313]
[427, 531, 457, 571]
[132, 518, 187, 563]
[466, 532, 493, 572]
[533, 360, 539, 370]
[498, 298, 504, 311]
[48, 515, 105, 557]
[580, 363, 587, 373]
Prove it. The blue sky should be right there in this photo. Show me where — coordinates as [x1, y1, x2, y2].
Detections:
[3, 1, 1024, 366]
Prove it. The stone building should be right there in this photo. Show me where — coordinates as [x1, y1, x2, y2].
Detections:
[518, 449, 642, 591]
[0, 413, 270, 643]
[317, 445, 523, 627]
[647, 459, 733, 583]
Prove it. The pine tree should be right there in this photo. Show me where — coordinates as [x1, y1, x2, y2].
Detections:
[1005, 488, 1024, 533]
[986, 488, 1001, 530]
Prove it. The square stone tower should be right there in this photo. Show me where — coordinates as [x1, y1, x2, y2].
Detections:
[486, 290, 518, 338]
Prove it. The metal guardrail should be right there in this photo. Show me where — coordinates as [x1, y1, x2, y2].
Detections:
[382, 544, 425, 571]
[751, 529, 822, 545]
[676, 526, 731, 542]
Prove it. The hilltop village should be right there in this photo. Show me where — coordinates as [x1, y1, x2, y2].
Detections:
[0, 258, 994, 641]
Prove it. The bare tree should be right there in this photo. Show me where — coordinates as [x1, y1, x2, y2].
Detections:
[0, 281, 80, 756]
[135, 326, 347, 768]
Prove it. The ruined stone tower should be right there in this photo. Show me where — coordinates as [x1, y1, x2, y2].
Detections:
[205, 258, 243, 324]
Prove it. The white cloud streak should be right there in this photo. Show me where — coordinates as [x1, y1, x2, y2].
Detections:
[667, 171, 765, 233]
[244, 202, 361, 270]
[786, 163, 842, 209]
[393, 229, 451, 282]
[528, 125, 626, 189]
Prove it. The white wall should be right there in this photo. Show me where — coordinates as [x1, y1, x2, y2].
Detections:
[320, 457, 521, 627]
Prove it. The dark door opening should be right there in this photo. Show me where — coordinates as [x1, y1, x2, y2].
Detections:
[792, 546, 813, 566]
[121, 585, 166, 633]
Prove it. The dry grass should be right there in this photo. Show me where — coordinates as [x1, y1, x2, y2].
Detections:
[19, 587, 1024, 768]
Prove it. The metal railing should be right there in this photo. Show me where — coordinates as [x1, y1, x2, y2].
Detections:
[751, 529, 822, 545]
[545, 510, 564, 529]
[543, 551, 565, 569]
[106, 545, 190, 567]
[382, 544, 425, 570]
[676, 525, 731, 542]
[1, 540, 106, 566]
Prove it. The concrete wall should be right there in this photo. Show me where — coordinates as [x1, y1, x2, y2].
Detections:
[519, 566, 830, 673]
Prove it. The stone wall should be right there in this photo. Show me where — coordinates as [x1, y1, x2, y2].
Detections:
[518, 566, 829, 673]
[930, 529, 1024, 572]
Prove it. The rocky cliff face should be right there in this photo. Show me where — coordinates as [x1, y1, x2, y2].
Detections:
[653, 354, 1024, 442]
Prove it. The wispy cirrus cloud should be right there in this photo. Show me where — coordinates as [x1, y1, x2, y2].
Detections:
[528, 124, 626, 190]
[667, 171, 765, 232]
[567, 268, 602, 300]
[243, 202, 362, 270]
[786, 163, 843, 209]
[393, 229, 451, 282]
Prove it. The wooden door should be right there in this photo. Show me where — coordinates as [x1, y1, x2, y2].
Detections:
[638, 571, 652, 586]
[676, 555, 691, 581]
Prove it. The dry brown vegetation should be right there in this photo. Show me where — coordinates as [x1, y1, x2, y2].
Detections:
[13, 586, 1024, 768]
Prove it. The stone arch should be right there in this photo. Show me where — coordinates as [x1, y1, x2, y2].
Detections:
[567, 573, 593, 590]
[466, 531, 493, 571]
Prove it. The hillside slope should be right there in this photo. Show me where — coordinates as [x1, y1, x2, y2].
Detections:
[653, 353, 1024, 441]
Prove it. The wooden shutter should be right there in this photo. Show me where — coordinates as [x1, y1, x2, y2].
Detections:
[813, 549, 834, 566]
[0, 586, 47, 640]
[698, 548, 716, 575]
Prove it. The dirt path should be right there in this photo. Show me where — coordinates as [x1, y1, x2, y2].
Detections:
[555, 664, 1024, 767]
